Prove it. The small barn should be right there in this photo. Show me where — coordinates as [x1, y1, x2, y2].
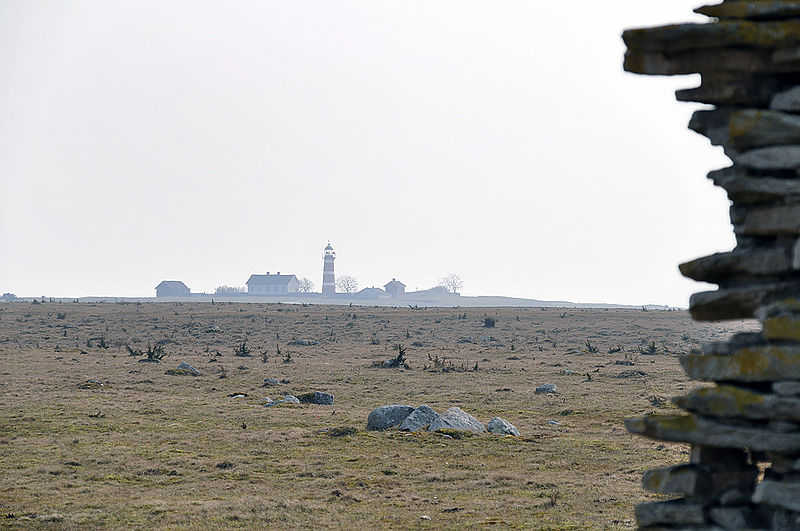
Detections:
[383, 278, 406, 297]
[155, 280, 190, 297]
[246, 272, 299, 295]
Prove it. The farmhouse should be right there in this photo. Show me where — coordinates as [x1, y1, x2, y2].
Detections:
[155, 280, 190, 297]
[246, 272, 299, 295]
[383, 278, 406, 297]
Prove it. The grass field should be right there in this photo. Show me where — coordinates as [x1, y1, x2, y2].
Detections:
[0, 302, 757, 528]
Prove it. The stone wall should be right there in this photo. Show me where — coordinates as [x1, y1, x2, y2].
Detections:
[623, 2, 800, 529]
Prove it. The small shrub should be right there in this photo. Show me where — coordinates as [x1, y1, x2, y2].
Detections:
[584, 340, 598, 354]
[484, 317, 496, 328]
[234, 340, 252, 357]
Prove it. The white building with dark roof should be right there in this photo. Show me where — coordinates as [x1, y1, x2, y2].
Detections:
[246, 272, 299, 295]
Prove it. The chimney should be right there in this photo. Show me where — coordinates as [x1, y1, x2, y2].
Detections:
[277, 271, 280, 275]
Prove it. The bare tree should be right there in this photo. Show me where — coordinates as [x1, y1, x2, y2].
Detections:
[336, 275, 359, 294]
[298, 277, 315, 293]
[437, 274, 463, 294]
[215, 286, 246, 295]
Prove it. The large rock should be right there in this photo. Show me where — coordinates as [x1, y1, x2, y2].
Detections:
[487, 417, 520, 436]
[264, 395, 301, 407]
[399, 406, 439, 432]
[535, 383, 557, 394]
[428, 407, 486, 433]
[298, 391, 334, 405]
[366, 405, 414, 431]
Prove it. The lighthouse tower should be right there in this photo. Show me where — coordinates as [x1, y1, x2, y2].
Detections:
[322, 242, 336, 295]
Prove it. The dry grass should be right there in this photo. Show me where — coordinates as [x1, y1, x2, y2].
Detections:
[0, 302, 756, 528]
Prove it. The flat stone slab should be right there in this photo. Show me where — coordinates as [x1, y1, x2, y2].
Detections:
[634, 500, 706, 527]
[487, 417, 520, 436]
[623, 20, 800, 54]
[735, 204, 800, 235]
[726, 109, 800, 150]
[679, 248, 791, 283]
[752, 479, 800, 512]
[535, 383, 557, 394]
[626, 414, 800, 453]
[366, 405, 414, 431]
[642, 464, 710, 496]
[773, 86, 800, 111]
[680, 345, 800, 382]
[710, 167, 800, 204]
[696, 2, 800, 20]
[399, 406, 439, 432]
[735, 145, 800, 170]
[675, 384, 800, 421]
[428, 407, 486, 433]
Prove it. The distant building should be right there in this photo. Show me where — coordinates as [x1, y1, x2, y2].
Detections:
[246, 272, 299, 295]
[355, 287, 387, 299]
[155, 280, 190, 297]
[384, 278, 406, 297]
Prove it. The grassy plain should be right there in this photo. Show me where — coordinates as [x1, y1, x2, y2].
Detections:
[0, 302, 757, 529]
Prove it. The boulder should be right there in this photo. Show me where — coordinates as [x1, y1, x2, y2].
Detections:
[428, 407, 485, 433]
[263, 378, 280, 387]
[487, 417, 520, 436]
[399, 406, 439, 432]
[298, 391, 335, 405]
[535, 383, 557, 394]
[366, 405, 415, 431]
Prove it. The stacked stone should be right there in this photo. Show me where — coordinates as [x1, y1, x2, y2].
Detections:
[623, 2, 800, 529]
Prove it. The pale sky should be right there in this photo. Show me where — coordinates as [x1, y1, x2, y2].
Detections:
[0, 1, 733, 307]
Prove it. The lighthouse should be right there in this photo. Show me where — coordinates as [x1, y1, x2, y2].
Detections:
[322, 242, 336, 295]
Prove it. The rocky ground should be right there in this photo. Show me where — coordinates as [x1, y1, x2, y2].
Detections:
[0, 301, 756, 528]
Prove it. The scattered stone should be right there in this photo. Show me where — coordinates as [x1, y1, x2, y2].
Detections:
[617, 370, 646, 378]
[487, 417, 520, 436]
[327, 426, 358, 437]
[535, 383, 557, 394]
[262, 378, 280, 387]
[77, 379, 104, 389]
[428, 407, 485, 433]
[165, 361, 199, 376]
[546, 419, 561, 425]
[264, 395, 300, 407]
[290, 338, 318, 346]
[298, 391, 334, 405]
[366, 405, 415, 431]
[228, 393, 247, 398]
[399, 406, 439, 432]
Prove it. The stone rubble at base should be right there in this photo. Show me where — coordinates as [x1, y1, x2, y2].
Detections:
[624, 2, 800, 528]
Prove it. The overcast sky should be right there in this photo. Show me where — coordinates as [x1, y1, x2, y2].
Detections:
[0, 1, 732, 306]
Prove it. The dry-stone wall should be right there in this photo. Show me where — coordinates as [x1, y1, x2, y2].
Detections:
[624, 2, 800, 529]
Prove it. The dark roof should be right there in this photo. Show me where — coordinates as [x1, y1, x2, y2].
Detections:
[356, 287, 385, 296]
[246, 274, 297, 286]
[384, 279, 406, 288]
[324, 243, 334, 251]
[155, 280, 189, 290]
